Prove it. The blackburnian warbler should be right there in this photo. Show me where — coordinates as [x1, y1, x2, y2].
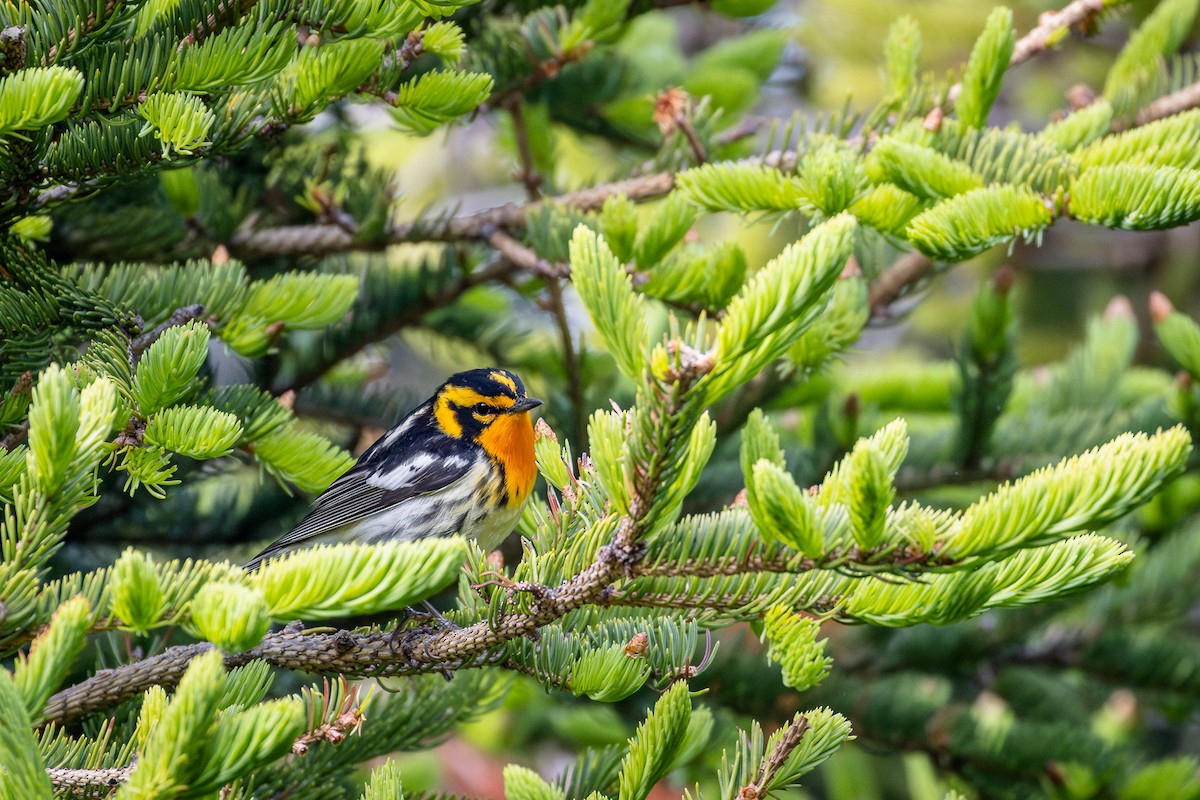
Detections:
[245, 368, 542, 569]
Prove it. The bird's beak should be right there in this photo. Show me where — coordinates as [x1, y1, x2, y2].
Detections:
[511, 396, 543, 413]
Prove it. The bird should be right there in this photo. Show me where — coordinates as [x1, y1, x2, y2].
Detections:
[245, 368, 543, 570]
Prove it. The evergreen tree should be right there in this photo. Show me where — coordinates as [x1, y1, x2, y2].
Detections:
[4, 1, 1200, 798]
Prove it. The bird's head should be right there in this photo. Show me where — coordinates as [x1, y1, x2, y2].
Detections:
[433, 368, 542, 503]
[432, 368, 542, 440]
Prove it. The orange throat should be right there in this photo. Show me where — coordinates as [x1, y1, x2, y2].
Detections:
[477, 412, 538, 505]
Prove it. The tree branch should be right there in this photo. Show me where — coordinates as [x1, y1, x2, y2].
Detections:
[1009, 0, 1106, 68]
[47, 764, 132, 793]
[946, 0, 1107, 103]
[867, 251, 934, 317]
[1130, 80, 1200, 127]
[545, 276, 588, 449]
[486, 230, 565, 279]
[39, 529, 959, 728]
[130, 304, 206, 358]
[229, 172, 676, 259]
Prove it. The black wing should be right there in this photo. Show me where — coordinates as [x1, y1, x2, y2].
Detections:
[244, 448, 473, 569]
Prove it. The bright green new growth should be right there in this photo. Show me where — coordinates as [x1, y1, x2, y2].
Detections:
[948, 427, 1192, 557]
[570, 225, 650, 382]
[253, 426, 358, 494]
[116, 650, 306, 799]
[0, 67, 84, 136]
[1073, 109, 1200, 171]
[109, 548, 168, 633]
[188, 581, 271, 652]
[1103, 0, 1200, 114]
[749, 459, 820, 554]
[1071, 165, 1200, 230]
[707, 710, 853, 800]
[138, 92, 217, 156]
[132, 319, 210, 415]
[361, 759, 407, 800]
[568, 643, 653, 702]
[0, 669, 52, 800]
[389, 70, 495, 135]
[762, 607, 832, 692]
[506, 764, 568, 800]
[143, 405, 242, 459]
[617, 682, 692, 800]
[735, 415, 1189, 579]
[251, 539, 468, 620]
[11, 596, 91, 721]
[705, 214, 857, 401]
[1039, 100, 1114, 151]
[956, 7, 1015, 129]
[866, 138, 984, 200]
[676, 162, 805, 212]
[906, 184, 1053, 260]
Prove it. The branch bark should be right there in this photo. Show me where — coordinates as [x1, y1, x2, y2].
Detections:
[229, 172, 676, 259]
[1009, 0, 1106, 68]
[867, 251, 934, 316]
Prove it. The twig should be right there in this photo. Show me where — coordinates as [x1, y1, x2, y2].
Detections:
[506, 96, 543, 200]
[740, 714, 812, 799]
[1130, 80, 1200, 128]
[0, 419, 28, 451]
[486, 230, 565, 279]
[946, 0, 1107, 104]
[545, 277, 587, 449]
[1010, 0, 1106, 67]
[47, 765, 132, 793]
[866, 251, 934, 317]
[129, 305, 206, 358]
[230, 172, 676, 259]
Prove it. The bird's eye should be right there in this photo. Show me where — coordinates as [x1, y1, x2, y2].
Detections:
[473, 402, 491, 415]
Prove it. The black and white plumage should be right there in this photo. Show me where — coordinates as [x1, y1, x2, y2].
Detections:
[245, 368, 543, 570]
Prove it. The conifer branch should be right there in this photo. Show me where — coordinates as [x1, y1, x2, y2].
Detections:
[129, 305, 206, 358]
[0, 420, 28, 450]
[740, 714, 812, 799]
[487, 229, 564, 279]
[1009, 0, 1106, 67]
[37, 541, 951, 726]
[40, 349, 720, 725]
[230, 172, 676, 258]
[1131, 79, 1200, 127]
[47, 764, 132, 793]
[944, 0, 1106, 104]
[867, 251, 934, 316]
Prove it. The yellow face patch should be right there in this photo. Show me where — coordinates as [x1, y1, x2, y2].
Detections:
[475, 411, 537, 505]
[434, 384, 519, 438]
[434, 395, 463, 437]
[490, 371, 517, 393]
[440, 385, 515, 410]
